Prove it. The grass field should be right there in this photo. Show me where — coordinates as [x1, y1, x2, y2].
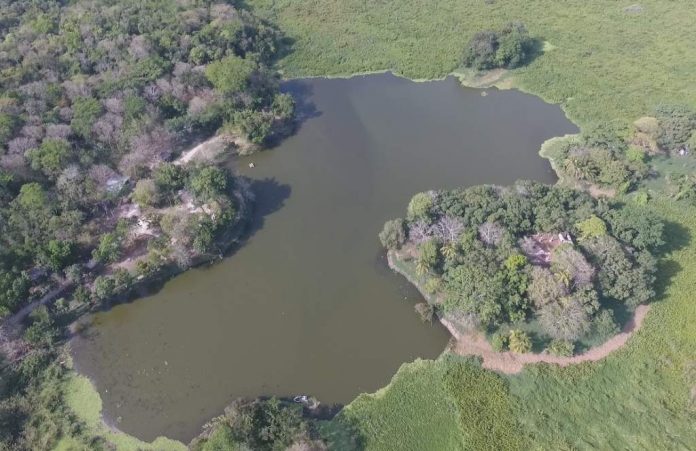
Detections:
[249, 0, 696, 129]
[337, 196, 696, 449]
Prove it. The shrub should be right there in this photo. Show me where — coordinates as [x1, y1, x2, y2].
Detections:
[132, 178, 160, 207]
[415, 302, 434, 323]
[424, 277, 442, 295]
[379, 218, 407, 250]
[508, 330, 532, 353]
[491, 332, 508, 352]
[92, 232, 122, 263]
[547, 339, 574, 357]
[591, 309, 620, 342]
[418, 239, 440, 272]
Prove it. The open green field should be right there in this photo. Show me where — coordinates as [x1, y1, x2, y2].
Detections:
[249, 0, 696, 129]
[338, 196, 696, 450]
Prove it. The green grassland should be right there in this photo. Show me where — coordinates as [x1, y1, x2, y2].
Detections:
[337, 196, 696, 450]
[249, 0, 696, 129]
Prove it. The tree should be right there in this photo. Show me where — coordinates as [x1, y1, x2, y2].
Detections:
[232, 109, 274, 144]
[188, 166, 229, 201]
[654, 104, 696, 152]
[478, 221, 505, 246]
[70, 97, 102, 138]
[591, 309, 620, 342]
[379, 218, 407, 250]
[432, 216, 464, 243]
[0, 113, 18, 148]
[40, 240, 74, 271]
[508, 330, 532, 353]
[527, 266, 568, 308]
[575, 215, 607, 240]
[205, 55, 257, 94]
[28, 138, 72, 177]
[463, 30, 499, 70]
[271, 93, 295, 120]
[0, 271, 30, 316]
[606, 205, 664, 251]
[92, 275, 115, 301]
[407, 192, 434, 220]
[463, 22, 532, 70]
[491, 332, 508, 352]
[495, 22, 531, 68]
[153, 163, 186, 194]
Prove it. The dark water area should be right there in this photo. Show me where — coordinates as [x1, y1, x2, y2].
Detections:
[70, 73, 578, 441]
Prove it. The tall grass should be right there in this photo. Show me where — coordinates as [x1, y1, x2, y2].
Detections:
[249, 0, 696, 129]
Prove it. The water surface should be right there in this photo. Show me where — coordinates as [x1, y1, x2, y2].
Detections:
[71, 73, 577, 441]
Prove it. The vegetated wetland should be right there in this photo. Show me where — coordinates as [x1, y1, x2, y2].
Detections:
[70, 73, 577, 441]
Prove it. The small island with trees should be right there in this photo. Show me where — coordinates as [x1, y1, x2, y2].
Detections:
[380, 181, 663, 356]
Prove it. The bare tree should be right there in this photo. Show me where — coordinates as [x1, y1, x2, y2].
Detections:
[538, 299, 590, 341]
[128, 35, 151, 60]
[188, 89, 217, 115]
[46, 124, 73, 140]
[478, 221, 504, 246]
[7, 137, 37, 155]
[408, 220, 433, 244]
[92, 112, 124, 145]
[143, 84, 161, 103]
[20, 124, 44, 140]
[551, 245, 595, 288]
[432, 215, 464, 243]
[104, 96, 125, 115]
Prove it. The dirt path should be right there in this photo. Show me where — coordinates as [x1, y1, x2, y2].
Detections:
[386, 250, 651, 374]
[0, 282, 71, 360]
[446, 304, 650, 374]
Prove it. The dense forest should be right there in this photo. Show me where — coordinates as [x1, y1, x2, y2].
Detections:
[0, 0, 294, 315]
[0, 0, 294, 448]
[381, 181, 663, 355]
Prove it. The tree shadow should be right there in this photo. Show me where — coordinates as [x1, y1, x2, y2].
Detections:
[238, 177, 292, 243]
[651, 219, 690, 302]
[265, 80, 322, 149]
[524, 37, 547, 66]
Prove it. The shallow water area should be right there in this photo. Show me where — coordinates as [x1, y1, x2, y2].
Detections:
[70, 73, 577, 441]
